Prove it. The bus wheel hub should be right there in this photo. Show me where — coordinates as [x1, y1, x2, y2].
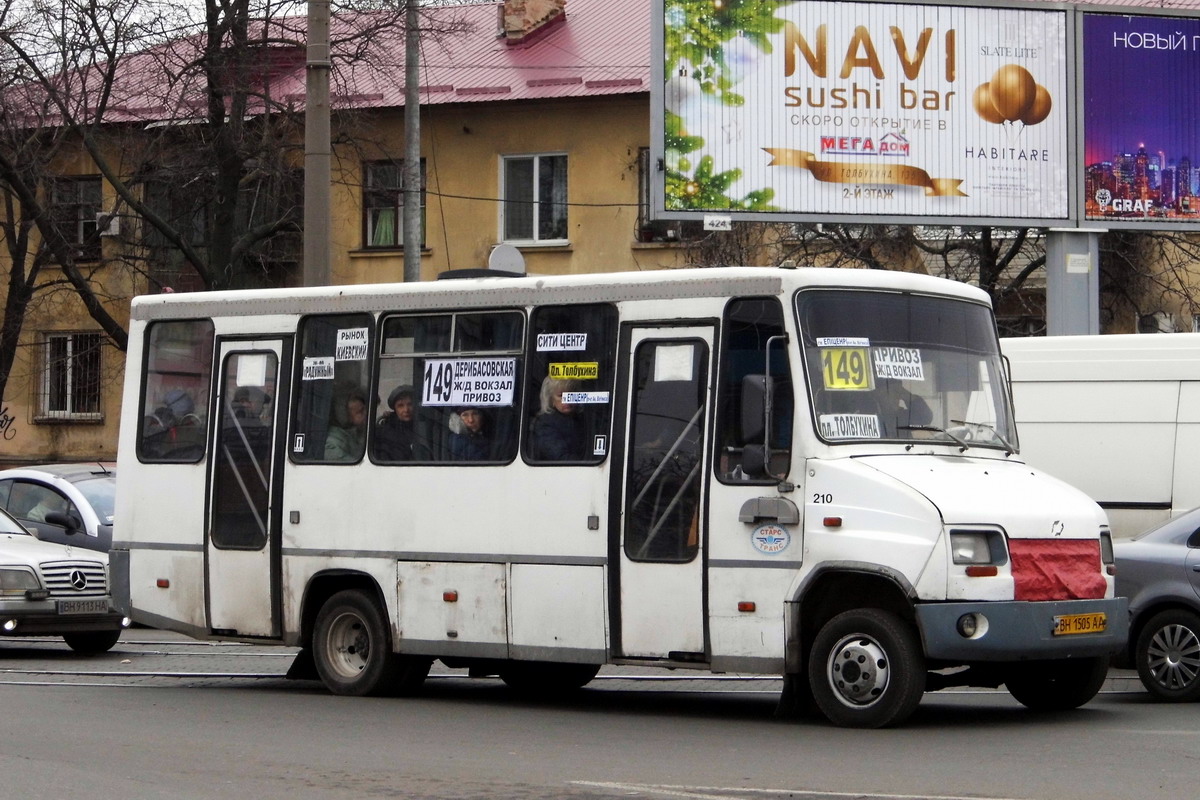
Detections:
[828, 634, 890, 706]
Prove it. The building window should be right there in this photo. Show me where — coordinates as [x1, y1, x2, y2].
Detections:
[363, 160, 425, 249]
[49, 177, 103, 261]
[502, 154, 567, 243]
[38, 332, 102, 420]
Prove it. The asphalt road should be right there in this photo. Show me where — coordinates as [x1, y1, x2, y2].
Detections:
[0, 629, 1190, 800]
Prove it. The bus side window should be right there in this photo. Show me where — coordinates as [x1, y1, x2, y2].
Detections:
[292, 313, 375, 463]
[523, 303, 617, 464]
[375, 310, 523, 464]
[715, 297, 793, 482]
[137, 319, 214, 463]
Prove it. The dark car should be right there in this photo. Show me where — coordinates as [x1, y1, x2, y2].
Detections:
[0, 464, 115, 553]
[1114, 507, 1200, 701]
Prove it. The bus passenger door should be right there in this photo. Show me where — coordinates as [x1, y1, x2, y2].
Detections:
[206, 338, 292, 638]
[613, 325, 714, 660]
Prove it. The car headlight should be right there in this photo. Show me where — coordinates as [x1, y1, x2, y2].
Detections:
[0, 567, 41, 596]
[949, 529, 1008, 565]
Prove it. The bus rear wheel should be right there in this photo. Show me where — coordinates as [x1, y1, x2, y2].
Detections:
[807, 608, 926, 728]
[1004, 657, 1108, 710]
[499, 662, 601, 695]
[313, 589, 429, 697]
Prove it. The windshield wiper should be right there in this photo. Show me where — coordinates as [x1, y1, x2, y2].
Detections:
[950, 419, 1015, 455]
[897, 425, 969, 451]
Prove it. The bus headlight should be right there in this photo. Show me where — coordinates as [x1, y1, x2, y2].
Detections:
[949, 529, 1007, 565]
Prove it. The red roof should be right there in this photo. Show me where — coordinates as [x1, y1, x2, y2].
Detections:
[75, 0, 649, 125]
[333, 0, 650, 108]
[27, 0, 1200, 126]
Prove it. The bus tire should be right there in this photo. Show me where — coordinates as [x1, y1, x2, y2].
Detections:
[62, 629, 121, 654]
[314, 589, 408, 697]
[1005, 656, 1109, 710]
[499, 662, 601, 695]
[807, 608, 926, 728]
[1135, 609, 1200, 702]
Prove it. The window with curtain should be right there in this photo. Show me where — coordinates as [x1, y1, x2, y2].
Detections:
[502, 154, 568, 243]
[363, 160, 425, 249]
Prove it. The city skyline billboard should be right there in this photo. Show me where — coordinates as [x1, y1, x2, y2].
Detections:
[1082, 11, 1200, 229]
[654, 0, 1072, 226]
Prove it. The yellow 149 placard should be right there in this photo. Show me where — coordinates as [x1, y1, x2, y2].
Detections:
[820, 347, 874, 391]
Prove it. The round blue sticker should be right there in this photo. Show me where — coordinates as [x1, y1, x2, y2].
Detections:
[752, 524, 791, 555]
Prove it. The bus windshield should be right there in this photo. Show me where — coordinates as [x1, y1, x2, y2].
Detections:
[796, 289, 1016, 450]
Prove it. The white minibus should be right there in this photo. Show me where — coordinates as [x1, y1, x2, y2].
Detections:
[112, 266, 1126, 727]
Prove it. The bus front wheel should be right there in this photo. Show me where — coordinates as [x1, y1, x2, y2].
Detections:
[807, 608, 926, 728]
[313, 589, 429, 697]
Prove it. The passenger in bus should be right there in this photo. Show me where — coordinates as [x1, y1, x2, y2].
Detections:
[449, 405, 489, 460]
[375, 385, 427, 461]
[876, 383, 933, 437]
[150, 387, 197, 430]
[528, 377, 587, 461]
[143, 388, 204, 457]
[325, 388, 369, 461]
[231, 386, 270, 421]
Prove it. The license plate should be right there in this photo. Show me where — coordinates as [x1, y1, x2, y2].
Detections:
[1052, 612, 1107, 635]
[57, 598, 109, 615]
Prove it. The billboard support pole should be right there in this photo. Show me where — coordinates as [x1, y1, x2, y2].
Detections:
[1045, 229, 1103, 335]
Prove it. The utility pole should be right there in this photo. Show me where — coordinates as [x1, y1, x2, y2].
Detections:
[403, 0, 422, 282]
[304, 0, 332, 287]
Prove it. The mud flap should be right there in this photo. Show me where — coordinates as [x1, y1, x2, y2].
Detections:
[285, 648, 319, 680]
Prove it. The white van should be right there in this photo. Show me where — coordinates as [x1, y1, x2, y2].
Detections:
[1002, 333, 1200, 539]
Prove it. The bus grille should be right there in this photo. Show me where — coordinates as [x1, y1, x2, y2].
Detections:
[38, 560, 108, 598]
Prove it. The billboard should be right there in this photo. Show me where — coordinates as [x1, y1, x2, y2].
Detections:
[655, 0, 1071, 225]
[1082, 12, 1200, 228]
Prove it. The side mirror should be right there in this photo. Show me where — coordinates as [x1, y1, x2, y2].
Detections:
[44, 511, 82, 534]
[740, 444, 768, 479]
[741, 374, 772, 443]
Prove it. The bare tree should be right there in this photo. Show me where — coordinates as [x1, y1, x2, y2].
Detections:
[0, 0, 468, 398]
[1097, 230, 1200, 333]
[687, 222, 1053, 334]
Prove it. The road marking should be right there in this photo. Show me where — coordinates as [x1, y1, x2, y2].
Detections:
[571, 782, 1031, 800]
[1107, 729, 1200, 736]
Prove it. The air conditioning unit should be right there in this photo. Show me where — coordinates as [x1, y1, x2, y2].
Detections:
[96, 212, 119, 237]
